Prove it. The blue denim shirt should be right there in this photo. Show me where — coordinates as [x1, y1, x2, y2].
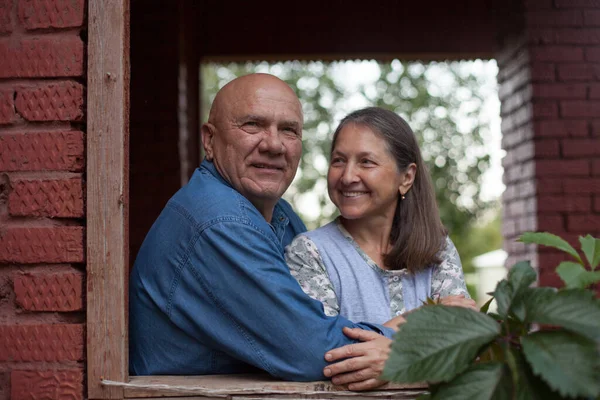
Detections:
[129, 160, 394, 380]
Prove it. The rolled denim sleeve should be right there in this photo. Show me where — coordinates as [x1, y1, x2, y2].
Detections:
[167, 219, 392, 381]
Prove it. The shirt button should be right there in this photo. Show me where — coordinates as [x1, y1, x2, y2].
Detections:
[392, 276, 400, 282]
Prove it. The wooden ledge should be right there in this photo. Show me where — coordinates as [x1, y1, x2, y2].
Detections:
[118, 374, 428, 399]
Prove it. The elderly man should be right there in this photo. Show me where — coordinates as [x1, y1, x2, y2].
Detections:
[129, 73, 393, 390]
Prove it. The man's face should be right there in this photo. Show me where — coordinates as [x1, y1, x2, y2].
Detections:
[203, 81, 303, 217]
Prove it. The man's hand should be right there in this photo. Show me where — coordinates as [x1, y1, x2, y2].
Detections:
[323, 327, 391, 391]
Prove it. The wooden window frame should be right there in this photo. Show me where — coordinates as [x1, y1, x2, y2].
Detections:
[86, 2, 425, 399]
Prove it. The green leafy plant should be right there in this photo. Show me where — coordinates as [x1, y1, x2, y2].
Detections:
[382, 232, 600, 399]
[519, 232, 600, 290]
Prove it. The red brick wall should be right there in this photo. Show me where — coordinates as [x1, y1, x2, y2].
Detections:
[0, 1, 86, 399]
[498, 0, 600, 287]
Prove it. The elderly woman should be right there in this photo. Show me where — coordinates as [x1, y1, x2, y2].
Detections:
[285, 107, 475, 332]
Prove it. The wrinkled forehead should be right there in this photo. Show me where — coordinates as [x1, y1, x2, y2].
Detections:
[227, 84, 303, 122]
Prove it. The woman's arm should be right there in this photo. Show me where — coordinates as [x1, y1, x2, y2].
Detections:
[285, 235, 340, 317]
[431, 236, 471, 299]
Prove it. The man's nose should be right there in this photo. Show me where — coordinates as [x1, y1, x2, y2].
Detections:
[258, 127, 285, 155]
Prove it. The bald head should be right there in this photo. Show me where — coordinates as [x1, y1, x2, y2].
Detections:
[201, 73, 304, 221]
[208, 73, 302, 125]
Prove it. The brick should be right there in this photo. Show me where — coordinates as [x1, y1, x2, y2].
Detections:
[8, 178, 83, 217]
[590, 84, 600, 99]
[0, 88, 15, 124]
[528, 28, 556, 44]
[560, 100, 600, 117]
[538, 267, 564, 288]
[15, 82, 83, 121]
[0, 227, 84, 263]
[593, 159, 600, 175]
[520, 180, 538, 196]
[0, 0, 11, 33]
[524, 0, 554, 10]
[564, 178, 600, 193]
[594, 120, 600, 136]
[536, 159, 590, 176]
[0, 131, 84, 171]
[501, 110, 534, 137]
[0, 37, 83, 78]
[533, 101, 558, 117]
[14, 271, 83, 311]
[538, 195, 591, 212]
[562, 138, 600, 156]
[557, 64, 595, 81]
[584, 10, 600, 25]
[505, 161, 536, 183]
[0, 324, 84, 361]
[568, 214, 600, 231]
[527, 10, 583, 26]
[537, 215, 565, 232]
[556, 28, 600, 44]
[537, 178, 564, 194]
[515, 141, 535, 162]
[530, 46, 584, 62]
[532, 83, 587, 98]
[535, 139, 560, 157]
[499, 69, 531, 100]
[501, 85, 532, 114]
[535, 120, 588, 137]
[595, 196, 600, 211]
[19, 0, 85, 29]
[586, 47, 600, 61]
[531, 63, 556, 81]
[11, 370, 83, 400]
[555, 0, 600, 7]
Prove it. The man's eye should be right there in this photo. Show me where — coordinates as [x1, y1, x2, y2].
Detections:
[241, 122, 261, 132]
[280, 126, 298, 134]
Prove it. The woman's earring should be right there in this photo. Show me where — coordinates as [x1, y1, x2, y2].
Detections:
[401, 193, 406, 200]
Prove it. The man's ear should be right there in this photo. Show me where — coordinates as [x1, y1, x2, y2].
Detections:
[201, 123, 215, 161]
[399, 163, 417, 197]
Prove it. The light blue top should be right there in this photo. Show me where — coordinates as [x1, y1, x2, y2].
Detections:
[286, 220, 469, 325]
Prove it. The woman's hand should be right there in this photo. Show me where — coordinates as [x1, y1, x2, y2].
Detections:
[438, 294, 478, 311]
[323, 327, 391, 391]
[382, 314, 406, 331]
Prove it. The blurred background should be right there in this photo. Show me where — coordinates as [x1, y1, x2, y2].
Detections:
[200, 60, 507, 304]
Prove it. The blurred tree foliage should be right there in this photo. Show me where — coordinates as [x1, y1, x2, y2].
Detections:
[201, 60, 502, 275]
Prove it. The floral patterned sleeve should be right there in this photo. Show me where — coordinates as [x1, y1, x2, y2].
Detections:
[430, 236, 470, 299]
[284, 235, 340, 317]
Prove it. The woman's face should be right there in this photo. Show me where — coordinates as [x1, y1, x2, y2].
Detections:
[327, 123, 407, 222]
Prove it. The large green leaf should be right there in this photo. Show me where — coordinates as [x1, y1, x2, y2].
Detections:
[505, 347, 562, 400]
[521, 331, 600, 398]
[579, 234, 600, 269]
[492, 280, 512, 319]
[507, 261, 536, 321]
[519, 232, 582, 263]
[492, 262, 535, 320]
[429, 363, 512, 400]
[382, 305, 500, 383]
[507, 261, 536, 293]
[523, 287, 600, 340]
[556, 261, 600, 289]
